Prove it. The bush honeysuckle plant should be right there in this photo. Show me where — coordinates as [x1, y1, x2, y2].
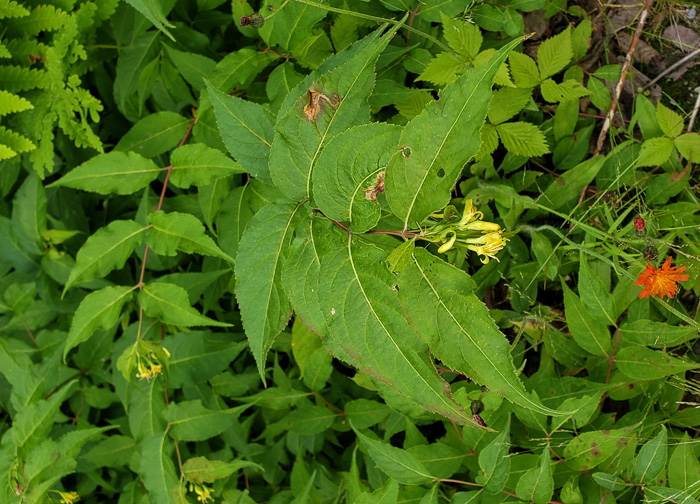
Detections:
[1, 0, 700, 503]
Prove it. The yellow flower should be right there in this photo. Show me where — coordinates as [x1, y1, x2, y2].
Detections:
[467, 232, 508, 264]
[437, 232, 457, 253]
[58, 491, 79, 504]
[190, 483, 214, 503]
[458, 199, 483, 226]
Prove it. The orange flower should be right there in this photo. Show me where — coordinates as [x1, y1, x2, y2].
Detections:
[634, 256, 689, 299]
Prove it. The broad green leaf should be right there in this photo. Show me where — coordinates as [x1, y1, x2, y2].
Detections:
[313, 123, 400, 233]
[540, 79, 589, 103]
[656, 103, 684, 138]
[167, 332, 246, 388]
[163, 45, 215, 91]
[260, 0, 326, 52]
[515, 450, 554, 504]
[315, 226, 475, 426]
[634, 426, 667, 483]
[675, 133, 700, 160]
[644, 486, 698, 504]
[129, 379, 167, 441]
[587, 76, 611, 111]
[538, 155, 604, 211]
[345, 399, 391, 429]
[354, 430, 435, 485]
[122, 0, 175, 40]
[487, 87, 532, 125]
[593, 65, 622, 81]
[64, 286, 135, 360]
[11, 173, 46, 256]
[147, 211, 233, 262]
[564, 428, 633, 471]
[163, 400, 248, 441]
[82, 435, 136, 468]
[578, 256, 616, 326]
[139, 283, 231, 327]
[269, 23, 400, 201]
[235, 202, 305, 380]
[616, 345, 699, 380]
[113, 31, 161, 114]
[52, 151, 162, 195]
[65, 220, 147, 291]
[417, 52, 462, 86]
[169, 143, 244, 189]
[562, 283, 610, 356]
[208, 47, 279, 92]
[199, 178, 230, 232]
[619, 320, 698, 348]
[635, 137, 675, 167]
[216, 185, 254, 261]
[282, 216, 327, 334]
[397, 248, 558, 416]
[537, 27, 572, 79]
[385, 39, 519, 228]
[207, 83, 276, 181]
[509, 51, 540, 87]
[140, 433, 179, 504]
[408, 443, 462, 479]
[291, 320, 332, 391]
[669, 433, 700, 491]
[592, 472, 626, 491]
[476, 418, 511, 493]
[182, 457, 261, 484]
[114, 112, 190, 158]
[441, 12, 482, 59]
[267, 405, 336, 436]
[496, 121, 550, 157]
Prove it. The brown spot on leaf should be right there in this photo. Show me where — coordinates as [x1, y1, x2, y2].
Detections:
[627, 383, 635, 389]
[304, 91, 322, 121]
[591, 442, 601, 457]
[602, 430, 610, 435]
[364, 172, 385, 203]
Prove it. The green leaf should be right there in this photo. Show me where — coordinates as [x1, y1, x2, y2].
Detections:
[417, 52, 463, 86]
[635, 137, 675, 167]
[619, 320, 698, 348]
[643, 486, 698, 504]
[592, 472, 626, 491]
[656, 103, 684, 138]
[675, 133, 700, 161]
[537, 27, 572, 79]
[113, 31, 161, 114]
[386, 39, 519, 228]
[269, 24, 400, 201]
[182, 457, 261, 484]
[313, 123, 400, 233]
[140, 433, 179, 504]
[397, 248, 558, 416]
[122, 0, 175, 40]
[578, 256, 616, 326]
[496, 121, 550, 157]
[354, 430, 435, 485]
[147, 211, 233, 262]
[563, 427, 633, 471]
[587, 76, 611, 111]
[139, 283, 231, 327]
[163, 400, 248, 441]
[669, 432, 700, 491]
[540, 79, 589, 103]
[488, 87, 532, 125]
[51, 151, 162, 195]
[11, 172, 46, 256]
[207, 83, 276, 181]
[208, 47, 279, 92]
[515, 450, 553, 504]
[441, 12, 482, 59]
[167, 332, 246, 388]
[82, 435, 136, 469]
[315, 226, 474, 426]
[633, 426, 667, 483]
[114, 112, 191, 158]
[509, 51, 540, 87]
[169, 143, 243, 189]
[235, 202, 305, 381]
[562, 283, 611, 356]
[593, 65, 622, 81]
[538, 155, 605, 211]
[268, 405, 336, 436]
[163, 45, 215, 91]
[65, 220, 147, 291]
[476, 417, 511, 493]
[291, 320, 332, 391]
[64, 286, 135, 360]
[616, 345, 699, 380]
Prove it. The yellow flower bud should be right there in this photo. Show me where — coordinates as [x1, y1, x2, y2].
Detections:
[437, 232, 457, 254]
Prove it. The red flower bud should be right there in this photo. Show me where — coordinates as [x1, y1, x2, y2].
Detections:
[634, 216, 645, 232]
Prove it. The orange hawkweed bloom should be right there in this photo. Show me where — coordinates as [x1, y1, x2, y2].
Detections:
[634, 256, 689, 299]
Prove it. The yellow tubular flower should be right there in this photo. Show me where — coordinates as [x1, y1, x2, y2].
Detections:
[437, 232, 457, 254]
[461, 220, 501, 232]
[467, 232, 508, 264]
[458, 199, 483, 226]
[58, 491, 80, 504]
[193, 483, 214, 503]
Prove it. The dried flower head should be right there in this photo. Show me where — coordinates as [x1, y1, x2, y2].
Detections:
[634, 256, 689, 299]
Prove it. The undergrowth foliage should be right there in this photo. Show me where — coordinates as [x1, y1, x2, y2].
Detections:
[1, 0, 700, 503]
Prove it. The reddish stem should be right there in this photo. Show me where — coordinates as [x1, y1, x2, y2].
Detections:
[406, 2, 421, 46]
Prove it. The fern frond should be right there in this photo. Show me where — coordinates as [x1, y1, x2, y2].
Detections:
[0, 0, 30, 19]
[0, 40, 10, 58]
[29, 111, 55, 177]
[0, 144, 17, 160]
[0, 126, 35, 153]
[0, 90, 33, 115]
[6, 5, 66, 37]
[4, 39, 49, 63]
[0, 65, 48, 92]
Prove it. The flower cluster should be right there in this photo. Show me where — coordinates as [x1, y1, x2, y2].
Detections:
[634, 256, 689, 299]
[423, 199, 508, 264]
[189, 483, 214, 503]
[136, 346, 169, 381]
[57, 491, 79, 504]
